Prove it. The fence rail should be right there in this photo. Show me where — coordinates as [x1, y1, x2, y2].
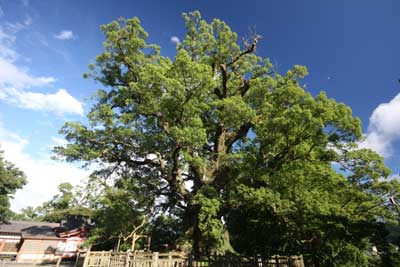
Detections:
[79, 251, 304, 267]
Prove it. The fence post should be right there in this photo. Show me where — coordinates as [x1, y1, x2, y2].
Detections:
[168, 251, 172, 267]
[74, 252, 80, 267]
[152, 252, 159, 267]
[125, 251, 130, 267]
[275, 255, 280, 267]
[188, 253, 193, 267]
[106, 250, 112, 267]
[82, 247, 91, 267]
[56, 256, 62, 267]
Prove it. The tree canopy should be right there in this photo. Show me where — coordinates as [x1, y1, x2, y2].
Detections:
[54, 11, 400, 266]
[0, 148, 26, 219]
[12, 182, 92, 223]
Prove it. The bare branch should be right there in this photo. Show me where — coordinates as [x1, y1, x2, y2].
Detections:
[227, 34, 262, 67]
[123, 213, 150, 241]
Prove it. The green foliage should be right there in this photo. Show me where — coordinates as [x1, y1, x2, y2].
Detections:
[88, 178, 153, 250]
[53, 11, 400, 266]
[12, 182, 93, 223]
[192, 186, 233, 254]
[38, 182, 91, 222]
[379, 243, 400, 267]
[0, 148, 26, 218]
[149, 215, 182, 252]
[11, 206, 40, 221]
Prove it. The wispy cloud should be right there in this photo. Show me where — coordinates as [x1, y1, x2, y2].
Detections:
[4, 16, 32, 33]
[0, 58, 55, 87]
[20, 0, 29, 8]
[0, 6, 4, 17]
[170, 36, 180, 45]
[23, 15, 32, 27]
[359, 93, 400, 157]
[54, 30, 76, 40]
[0, 16, 32, 61]
[0, 37, 19, 61]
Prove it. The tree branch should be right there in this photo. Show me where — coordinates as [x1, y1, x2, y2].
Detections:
[225, 122, 252, 151]
[227, 35, 262, 67]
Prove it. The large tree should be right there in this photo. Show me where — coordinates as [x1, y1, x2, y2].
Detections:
[0, 148, 26, 219]
[54, 11, 400, 265]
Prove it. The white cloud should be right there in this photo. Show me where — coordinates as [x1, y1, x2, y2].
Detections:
[0, 58, 55, 87]
[0, 88, 84, 116]
[0, 18, 83, 116]
[170, 36, 180, 45]
[51, 136, 67, 147]
[359, 93, 400, 157]
[0, 55, 83, 116]
[54, 30, 76, 40]
[0, 122, 89, 211]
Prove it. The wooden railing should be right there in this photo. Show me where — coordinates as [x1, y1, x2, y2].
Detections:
[189, 254, 304, 267]
[79, 251, 304, 267]
[82, 251, 111, 267]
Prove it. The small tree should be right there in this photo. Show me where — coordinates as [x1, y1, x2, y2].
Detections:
[37, 182, 92, 222]
[0, 148, 26, 220]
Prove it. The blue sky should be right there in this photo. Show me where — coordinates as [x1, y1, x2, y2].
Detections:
[0, 0, 400, 211]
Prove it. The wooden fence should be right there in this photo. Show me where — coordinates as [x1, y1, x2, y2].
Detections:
[79, 251, 304, 267]
[195, 255, 304, 267]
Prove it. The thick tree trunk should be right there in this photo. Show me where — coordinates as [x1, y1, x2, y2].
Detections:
[192, 220, 202, 258]
[184, 202, 202, 258]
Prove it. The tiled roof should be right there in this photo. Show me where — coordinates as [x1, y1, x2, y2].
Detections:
[0, 221, 60, 238]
